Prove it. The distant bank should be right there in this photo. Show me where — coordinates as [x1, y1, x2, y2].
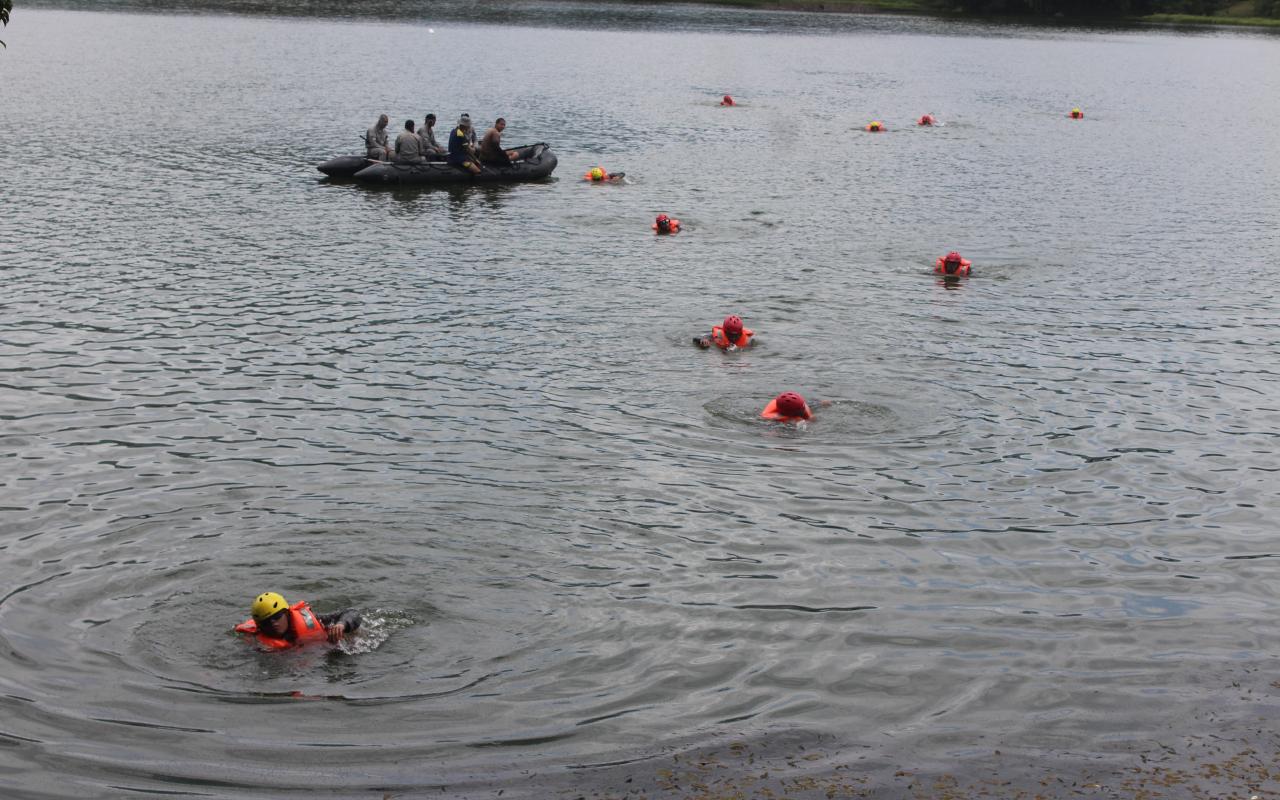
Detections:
[647, 0, 1280, 28]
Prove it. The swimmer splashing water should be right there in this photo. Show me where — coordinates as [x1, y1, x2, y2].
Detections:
[695, 314, 755, 350]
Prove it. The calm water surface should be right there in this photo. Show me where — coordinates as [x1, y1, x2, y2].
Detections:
[2, 3, 1280, 797]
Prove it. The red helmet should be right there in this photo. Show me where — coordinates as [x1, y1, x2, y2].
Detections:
[776, 392, 807, 419]
[945, 251, 962, 263]
[723, 315, 743, 336]
[656, 214, 669, 223]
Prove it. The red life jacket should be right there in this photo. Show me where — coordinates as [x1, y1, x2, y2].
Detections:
[760, 397, 813, 422]
[935, 257, 971, 276]
[234, 601, 329, 650]
[711, 326, 754, 349]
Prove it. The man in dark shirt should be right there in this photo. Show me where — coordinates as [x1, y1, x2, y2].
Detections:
[447, 116, 481, 175]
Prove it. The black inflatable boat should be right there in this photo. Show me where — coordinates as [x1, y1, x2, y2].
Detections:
[349, 143, 557, 185]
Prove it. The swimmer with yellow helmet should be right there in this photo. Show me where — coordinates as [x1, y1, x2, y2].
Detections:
[233, 591, 362, 649]
[584, 166, 625, 183]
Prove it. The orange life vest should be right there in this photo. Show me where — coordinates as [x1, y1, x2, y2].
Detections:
[652, 219, 681, 234]
[584, 169, 611, 182]
[760, 397, 813, 422]
[234, 601, 329, 650]
[711, 326, 754, 349]
[935, 257, 971, 276]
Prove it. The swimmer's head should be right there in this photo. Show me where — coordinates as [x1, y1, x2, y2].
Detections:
[776, 392, 808, 419]
[251, 592, 288, 622]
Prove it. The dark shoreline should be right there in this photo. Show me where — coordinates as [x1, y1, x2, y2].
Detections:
[648, 0, 1280, 29]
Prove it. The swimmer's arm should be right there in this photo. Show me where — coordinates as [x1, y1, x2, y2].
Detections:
[693, 336, 712, 349]
[317, 608, 362, 641]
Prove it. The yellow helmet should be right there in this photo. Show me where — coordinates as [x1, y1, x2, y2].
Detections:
[251, 592, 288, 621]
[589, 167, 604, 181]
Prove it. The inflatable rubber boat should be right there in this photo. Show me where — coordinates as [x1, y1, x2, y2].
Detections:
[347, 143, 558, 185]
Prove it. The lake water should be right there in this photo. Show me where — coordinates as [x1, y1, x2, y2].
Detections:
[2, 3, 1280, 797]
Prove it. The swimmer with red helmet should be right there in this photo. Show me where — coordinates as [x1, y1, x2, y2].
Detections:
[720, 95, 736, 106]
[917, 114, 936, 126]
[694, 314, 755, 350]
[760, 391, 829, 423]
[653, 214, 681, 234]
[934, 251, 972, 277]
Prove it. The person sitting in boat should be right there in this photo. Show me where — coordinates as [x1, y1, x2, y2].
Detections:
[365, 113, 393, 161]
[233, 591, 362, 650]
[448, 116, 482, 175]
[395, 119, 426, 164]
[761, 391, 816, 423]
[935, 251, 972, 276]
[694, 314, 755, 350]
[419, 113, 446, 157]
[479, 117, 520, 166]
[458, 113, 478, 146]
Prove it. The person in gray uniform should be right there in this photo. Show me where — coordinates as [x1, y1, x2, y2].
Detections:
[394, 119, 425, 164]
[365, 113, 392, 161]
[419, 113, 446, 157]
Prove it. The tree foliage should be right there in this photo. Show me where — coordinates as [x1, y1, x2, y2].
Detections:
[1, 0, 10, 48]
[927, 0, 1278, 16]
